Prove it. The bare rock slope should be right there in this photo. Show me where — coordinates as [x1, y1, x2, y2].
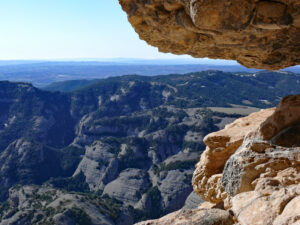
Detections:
[0, 185, 121, 225]
[119, 0, 300, 70]
[137, 94, 300, 225]
[118, 1, 300, 223]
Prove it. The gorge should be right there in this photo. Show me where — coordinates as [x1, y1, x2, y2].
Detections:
[0, 0, 299, 224]
[118, 0, 300, 224]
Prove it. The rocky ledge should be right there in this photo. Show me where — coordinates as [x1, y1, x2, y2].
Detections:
[119, 0, 300, 70]
[137, 94, 300, 225]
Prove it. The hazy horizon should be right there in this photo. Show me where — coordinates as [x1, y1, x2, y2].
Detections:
[0, 57, 240, 65]
[0, 0, 239, 65]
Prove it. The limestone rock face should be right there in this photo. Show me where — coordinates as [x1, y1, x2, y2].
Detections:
[191, 94, 300, 224]
[192, 108, 275, 203]
[142, 94, 300, 224]
[257, 95, 300, 140]
[182, 191, 204, 209]
[73, 140, 120, 190]
[119, 0, 300, 69]
[222, 140, 300, 196]
[0, 139, 62, 188]
[231, 184, 300, 225]
[103, 168, 151, 207]
[135, 208, 234, 225]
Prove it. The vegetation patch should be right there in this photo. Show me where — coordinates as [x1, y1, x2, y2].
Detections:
[48, 172, 90, 193]
[154, 160, 198, 174]
[70, 207, 92, 225]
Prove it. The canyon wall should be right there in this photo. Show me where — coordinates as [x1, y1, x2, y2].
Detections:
[119, 1, 300, 224]
[137, 94, 300, 225]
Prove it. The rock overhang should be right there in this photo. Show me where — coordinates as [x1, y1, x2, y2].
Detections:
[119, 0, 300, 70]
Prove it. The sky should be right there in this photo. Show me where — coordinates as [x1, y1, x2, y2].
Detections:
[0, 0, 237, 64]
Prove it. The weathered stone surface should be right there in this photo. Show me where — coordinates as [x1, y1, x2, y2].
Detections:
[192, 108, 274, 203]
[257, 94, 300, 140]
[135, 208, 234, 225]
[231, 184, 300, 225]
[0, 139, 61, 188]
[273, 194, 300, 225]
[103, 168, 151, 206]
[71, 105, 223, 219]
[222, 140, 300, 196]
[182, 191, 204, 209]
[187, 94, 300, 224]
[158, 170, 193, 213]
[119, 0, 300, 220]
[119, 0, 300, 70]
[73, 140, 120, 190]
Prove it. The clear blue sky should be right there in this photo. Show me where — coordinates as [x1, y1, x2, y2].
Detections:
[0, 0, 236, 64]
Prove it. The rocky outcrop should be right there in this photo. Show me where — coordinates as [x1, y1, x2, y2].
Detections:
[73, 140, 120, 190]
[222, 140, 300, 197]
[0, 139, 62, 188]
[192, 108, 275, 203]
[136, 207, 234, 225]
[158, 169, 193, 213]
[2, 76, 300, 224]
[119, 0, 300, 69]
[103, 169, 151, 207]
[193, 95, 300, 224]
[182, 191, 204, 209]
[72, 106, 223, 219]
[231, 184, 300, 225]
[0, 185, 120, 225]
[141, 94, 300, 225]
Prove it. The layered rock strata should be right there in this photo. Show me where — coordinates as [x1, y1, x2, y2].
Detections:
[119, 0, 300, 69]
[137, 95, 300, 225]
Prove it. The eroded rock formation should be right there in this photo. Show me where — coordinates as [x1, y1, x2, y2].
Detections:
[137, 95, 300, 225]
[192, 108, 275, 203]
[119, 0, 300, 69]
[136, 204, 235, 225]
[119, 1, 300, 224]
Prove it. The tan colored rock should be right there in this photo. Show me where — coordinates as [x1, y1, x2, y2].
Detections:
[273, 195, 300, 225]
[231, 184, 300, 225]
[202, 95, 300, 224]
[193, 94, 300, 223]
[135, 208, 234, 225]
[192, 108, 275, 203]
[119, 0, 300, 69]
[137, 94, 300, 224]
[222, 140, 300, 196]
[193, 94, 300, 203]
[258, 95, 300, 141]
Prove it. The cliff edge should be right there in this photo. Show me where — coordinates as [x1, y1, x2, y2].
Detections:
[119, 1, 300, 224]
[136, 94, 300, 225]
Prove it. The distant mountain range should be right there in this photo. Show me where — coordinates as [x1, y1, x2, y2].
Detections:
[43, 70, 300, 108]
[0, 70, 300, 224]
[0, 58, 239, 66]
[0, 60, 299, 87]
